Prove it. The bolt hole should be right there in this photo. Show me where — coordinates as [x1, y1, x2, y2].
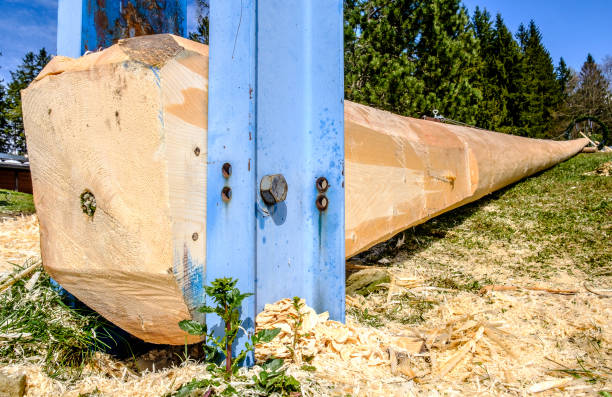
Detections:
[316, 194, 328, 211]
[194, 147, 201, 156]
[222, 162, 232, 178]
[316, 177, 329, 192]
[80, 190, 97, 217]
[221, 186, 232, 202]
[192, 232, 199, 241]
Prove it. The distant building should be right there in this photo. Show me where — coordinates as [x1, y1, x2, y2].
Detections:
[0, 153, 32, 194]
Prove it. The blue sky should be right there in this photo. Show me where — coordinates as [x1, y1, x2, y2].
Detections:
[461, 0, 612, 71]
[0, 0, 610, 82]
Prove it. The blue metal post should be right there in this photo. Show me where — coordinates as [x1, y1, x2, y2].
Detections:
[206, 1, 258, 364]
[255, 1, 345, 321]
[207, 0, 345, 361]
[57, 0, 187, 57]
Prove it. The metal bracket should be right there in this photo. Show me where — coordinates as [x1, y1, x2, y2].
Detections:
[254, 1, 345, 320]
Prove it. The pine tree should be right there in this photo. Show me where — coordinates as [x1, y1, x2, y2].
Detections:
[568, 54, 610, 127]
[602, 55, 612, 88]
[513, 21, 558, 138]
[3, 48, 51, 154]
[556, 58, 571, 97]
[471, 7, 498, 130]
[472, 10, 520, 131]
[0, 79, 8, 153]
[414, 0, 481, 124]
[344, 0, 484, 121]
[491, 14, 523, 133]
[343, 1, 566, 137]
[0, 51, 9, 153]
[551, 57, 577, 132]
[189, 0, 209, 45]
[344, 0, 423, 115]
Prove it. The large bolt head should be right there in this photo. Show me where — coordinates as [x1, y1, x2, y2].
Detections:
[260, 174, 288, 205]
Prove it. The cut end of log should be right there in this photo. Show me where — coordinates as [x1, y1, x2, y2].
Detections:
[22, 34, 209, 344]
[33, 34, 208, 83]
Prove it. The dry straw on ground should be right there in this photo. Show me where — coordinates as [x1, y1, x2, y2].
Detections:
[0, 215, 39, 273]
[253, 281, 611, 396]
[584, 160, 612, 176]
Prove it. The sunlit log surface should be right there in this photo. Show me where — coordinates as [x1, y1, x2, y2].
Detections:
[344, 102, 588, 257]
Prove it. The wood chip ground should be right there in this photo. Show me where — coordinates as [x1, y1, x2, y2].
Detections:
[1, 217, 610, 396]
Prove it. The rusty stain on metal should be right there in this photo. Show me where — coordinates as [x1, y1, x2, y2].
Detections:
[117, 2, 155, 40]
[86, 0, 185, 53]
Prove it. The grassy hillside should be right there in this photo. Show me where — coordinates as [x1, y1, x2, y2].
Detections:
[0, 189, 35, 216]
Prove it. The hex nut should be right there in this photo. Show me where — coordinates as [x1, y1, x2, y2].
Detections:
[260, 174, 288, 205]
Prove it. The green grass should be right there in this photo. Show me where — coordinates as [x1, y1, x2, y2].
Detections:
[0, 188, 35, 215]
[0, 262, 111, 378]
[347, 307, 384, 328]
[428, 274, 493, 292]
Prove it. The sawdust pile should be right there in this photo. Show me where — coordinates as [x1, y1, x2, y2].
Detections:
[0, 216, 610, 395]
[1, 280, 610, 396]
[0, 215, 39, 273]
[254, 280, 611, 396]
[1, 358, 209, 397]
[256, 298, 390, 365]
[1, 353, 324, 397]
[585, 160, 612, 176]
